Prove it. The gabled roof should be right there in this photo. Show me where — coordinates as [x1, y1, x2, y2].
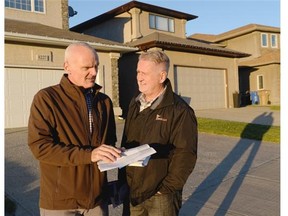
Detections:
[71, 0, 197, 32]
[126, 32, 250, 58]
[5, 19, 137, 52]
[189, 24, 280, 43]
[239, 51, 280, 67]
[189, 33, 217, 43]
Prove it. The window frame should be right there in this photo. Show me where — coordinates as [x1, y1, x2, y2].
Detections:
[261, 33, 268, 47]
[257, 75, 264, 90]
[149, 14, 175, 33]
[270, 34, 278, 48]
[5, 0, 45, 13]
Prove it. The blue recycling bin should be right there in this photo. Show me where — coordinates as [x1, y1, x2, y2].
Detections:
[250, 91, 259, 105]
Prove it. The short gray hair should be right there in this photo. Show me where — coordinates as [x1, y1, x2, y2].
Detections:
[139, 50, 170, 72]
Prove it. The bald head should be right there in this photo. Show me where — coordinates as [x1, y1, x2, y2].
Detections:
[64, 42, 99, 89]
[65, 42, 98, 63]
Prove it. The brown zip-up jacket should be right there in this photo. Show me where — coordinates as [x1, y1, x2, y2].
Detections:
[121, 79, 198, 206]
[28, 74, 116, 210]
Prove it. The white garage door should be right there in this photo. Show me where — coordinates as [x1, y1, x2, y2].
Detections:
[174, 66, 226, 110]
[5, 68, 63, 128]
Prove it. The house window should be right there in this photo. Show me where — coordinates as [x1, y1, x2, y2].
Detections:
[5, 0, 44, 12]
[149, 14, 175, 32]
[271, 34, 278, 48]
[257, 75, 264, 90]
[261, 33, 268, 47]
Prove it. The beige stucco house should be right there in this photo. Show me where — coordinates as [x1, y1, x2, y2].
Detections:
[6, 0, 274, 128]
[71, 1, 250, 117]
[4, 0, 137, 128]
[191, 24, 280, 106]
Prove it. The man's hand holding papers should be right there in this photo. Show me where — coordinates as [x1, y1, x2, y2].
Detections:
[97, 144, 156, 172]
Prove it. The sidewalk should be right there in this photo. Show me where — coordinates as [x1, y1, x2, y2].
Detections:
[195, 106, 280, 126]
[5, 107, 280, 216]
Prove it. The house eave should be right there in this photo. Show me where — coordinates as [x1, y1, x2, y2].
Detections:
[133, 41, 250, 58]
[5, 32, 138, 53]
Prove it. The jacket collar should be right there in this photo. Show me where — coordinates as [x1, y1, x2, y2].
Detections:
[60, 74, 102, 97]
[134, 78, 174, 110]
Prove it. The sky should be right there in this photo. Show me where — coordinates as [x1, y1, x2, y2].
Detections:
[68, 0, 280, 36]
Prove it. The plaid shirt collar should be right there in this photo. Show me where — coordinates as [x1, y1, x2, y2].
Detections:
[138, 86, 167, 112]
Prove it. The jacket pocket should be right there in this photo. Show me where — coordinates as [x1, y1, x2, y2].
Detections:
[127, 158, 169, 195]
[55, 166, 61, 194]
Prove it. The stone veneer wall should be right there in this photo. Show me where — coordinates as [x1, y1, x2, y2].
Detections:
[111, 56, 120, 107]
[61, 0, 69, 30]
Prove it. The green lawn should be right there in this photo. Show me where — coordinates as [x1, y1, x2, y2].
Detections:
[198, 117, 280, 143]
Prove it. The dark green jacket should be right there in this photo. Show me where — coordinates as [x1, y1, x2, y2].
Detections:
[121, 79, 198, 206]
[28, 74, 116, 210]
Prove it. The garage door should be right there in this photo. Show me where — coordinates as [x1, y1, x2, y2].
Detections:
[174, 66, 226, 110]
[5, 68, 63, 128]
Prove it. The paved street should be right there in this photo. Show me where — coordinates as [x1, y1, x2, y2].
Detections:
[5, 107, 280, 216]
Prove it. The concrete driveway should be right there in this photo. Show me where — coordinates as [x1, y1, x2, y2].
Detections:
[5, 106, 280, 215]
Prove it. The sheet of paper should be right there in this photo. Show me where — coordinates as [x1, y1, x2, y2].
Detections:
[97, 144, 156, 172]
[128, 155, 151, 167]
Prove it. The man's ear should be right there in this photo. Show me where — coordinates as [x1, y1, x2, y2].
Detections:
[63, 61, 68, 71]
[64, 61, 69, 73]
[160, 71, 167, 83]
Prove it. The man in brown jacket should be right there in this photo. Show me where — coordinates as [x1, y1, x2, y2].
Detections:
[28, 42, 121, 216]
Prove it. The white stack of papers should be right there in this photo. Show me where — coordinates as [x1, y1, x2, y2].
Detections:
[97, 144, 156, 172]
[128, 155, 151, 167]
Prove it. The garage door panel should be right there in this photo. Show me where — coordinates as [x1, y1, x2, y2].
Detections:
[174, 66, 226, 110]
[5, 68, 62, 128]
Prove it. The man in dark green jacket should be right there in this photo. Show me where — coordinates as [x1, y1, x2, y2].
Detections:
[120, 50, 198, 215]
[28, 42, 121, 216]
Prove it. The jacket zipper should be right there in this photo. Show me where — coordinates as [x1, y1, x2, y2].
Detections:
[82, 92, 94, 209]
[87, 94, 97, 209]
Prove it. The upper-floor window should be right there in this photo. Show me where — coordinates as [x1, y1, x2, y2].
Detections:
[149, 14, 175, 33]
[271, 34, 278, 48]
[261, 33, 268, 47]
[5, 0, 44, 12]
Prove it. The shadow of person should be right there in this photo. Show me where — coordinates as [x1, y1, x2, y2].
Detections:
[180, 112, 273, 215]
[5, 129, 40, 215]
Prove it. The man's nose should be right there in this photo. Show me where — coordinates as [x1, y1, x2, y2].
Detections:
[90, 67, 97, 76]
[137, 73, 143, 81]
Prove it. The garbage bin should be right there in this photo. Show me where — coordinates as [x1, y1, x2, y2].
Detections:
[233, 92, 240, 108]
[233, 92, 241, 108]
[258, 90, 270, 105]
[240, 91, 251, 107]
[250, 91, 259, 105]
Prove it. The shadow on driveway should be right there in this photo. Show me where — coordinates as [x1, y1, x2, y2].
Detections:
[5, 129, 40, 216]
[181, 112, 274, 215]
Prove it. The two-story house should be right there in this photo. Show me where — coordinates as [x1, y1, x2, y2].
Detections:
[191, 24, 280, 106]
[71, 0, 249, 117]
[4, 0, 137, 128]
